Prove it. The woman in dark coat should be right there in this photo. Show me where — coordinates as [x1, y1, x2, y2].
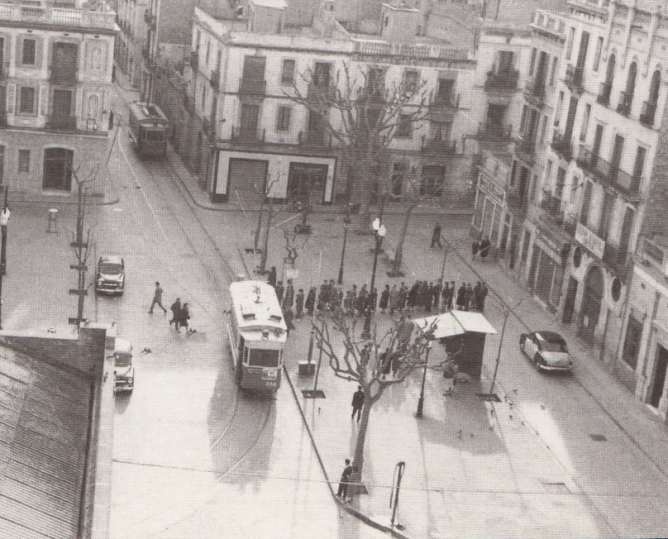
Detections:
[407, 282, 419, 311]
[367, 287, 378, 313]
[456, 284, 467, 310]
[267, 266, 277, 288]
[357, 285, 368, 315]
[305, 286, 316, 316]
[179, 302, 191, 333]
[464, 283, 473, 311]
[379, 284, 390, 313]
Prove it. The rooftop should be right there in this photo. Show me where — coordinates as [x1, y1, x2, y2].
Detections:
[0, 1, 116, 31]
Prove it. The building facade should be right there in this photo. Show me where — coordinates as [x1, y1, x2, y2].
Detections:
[115, 0, 149, 88]
[0, 0, 116, 195]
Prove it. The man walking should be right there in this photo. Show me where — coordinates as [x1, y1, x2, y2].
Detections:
[169, 297, 182, 329]
[295, 288, 305, 319]
[337, 459, 354, 501]
[351, 385, 365, 422]
[431, 222, 443, 248]
[149, 282, 167, 314]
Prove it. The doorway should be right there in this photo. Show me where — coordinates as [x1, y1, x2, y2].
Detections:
[562, 276, 578, 324]
[649, 345, 668, 409]
[579, 265, 604, 342]
[287, 163, 328, 204]
[43, 148, 73, 191]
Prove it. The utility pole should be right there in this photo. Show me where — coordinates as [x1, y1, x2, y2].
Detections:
[0, 186, 10, 330]
[69, 175, 93, 329]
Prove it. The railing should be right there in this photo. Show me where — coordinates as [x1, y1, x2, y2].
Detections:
[617, 91, 633, 116]
[353, 40, 470, 61]
[516, 134, 535, 157]
[524, 77, 546, 101]
[538, 194, 577, 237]
[597, 81, 612, 105]
[576, 145, 642, 201]
[477, 121, 512, 139]
[239, 78, 266, 96]
[0, 3, 116, 29]
[230, 126, 265, 143]
[432, 93, 459, 108]
[551, 130, 573, 161]
[484, 69, 519, 91]
[506, 191, 528, 217]
[210, 69, 220, 91]
[50, 65, 77, 84]
[421, 137, 456, 154]
[298, 130, 330, 147]
[640, 100, 657, 127]
[358, 85, 385, 102]
[602, 242, 631, 278]
[564, 64, 584, 90]
[46, 114, 77, 131]
[307, 82, 335, 101]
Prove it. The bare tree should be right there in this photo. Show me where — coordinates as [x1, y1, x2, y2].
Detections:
[313, 312, 458, 478]
[286, 62, 432, 226]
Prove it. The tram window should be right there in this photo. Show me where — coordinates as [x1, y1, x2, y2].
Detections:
[248, 349, 280, 367]
[144, 129, 165, 142]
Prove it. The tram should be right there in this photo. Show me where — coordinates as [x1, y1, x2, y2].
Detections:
[128, 101, 169, 157]
[227, 281, 287, 392]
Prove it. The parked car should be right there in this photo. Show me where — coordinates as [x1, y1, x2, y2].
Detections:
[96, 255, 125, 295]
[113, 338, 134, 394]
[519, 331, 573, 372]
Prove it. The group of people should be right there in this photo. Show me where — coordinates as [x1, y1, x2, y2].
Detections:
[148, 282, 194, 334]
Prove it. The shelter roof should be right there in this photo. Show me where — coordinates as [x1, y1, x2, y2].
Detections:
[0, 346, 91, 539]
[413, 310, 498, 339]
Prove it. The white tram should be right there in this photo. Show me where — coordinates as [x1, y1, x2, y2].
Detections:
[228, 281, 287, 392]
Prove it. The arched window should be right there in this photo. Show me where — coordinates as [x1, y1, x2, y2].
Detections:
[641, 69, 661, 126]
[599, 54, 615, 105]
[617, 60, 636, 114]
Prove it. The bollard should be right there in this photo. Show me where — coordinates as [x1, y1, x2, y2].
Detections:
[46, 209, 58, 233]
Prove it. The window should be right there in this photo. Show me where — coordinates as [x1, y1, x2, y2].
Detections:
[622, 316, 643, 369]
[497, 51, 514, 72]
[566, 27, 575, 60]
[391, 162, 406, 196]
[0, 146, 4, 185]
[540, 115, 547, 143]
[312, 62, 331, 87]
[18, 149, 29, 173]
[216, 49, 222, 72]
[555, 167, 566, 199]
[248, 348, 279, 367]
[580, 103, 591, 142]
[529, 47, 537, 76]
[580, 181, 592, 225]
[281, 59, 295, 84]
[545, 159, 553, 185]
[403, 70, 418, 92]
[276, 105, 291, 131]
[368, 67, 385, 96]
[396, 114, 412, 138]
[205, 40, 210, 65]
[550, 56, 558, 86]
[554, 91, 564, 125]
[593, 36, 603, 72]
[436, 78, 454, 103]
[19, 87, 36, 114]
[22, 38, 36, 65]
[43, 148, 73, 191]
[243, 56, 267, 81]
[195, 29, 201, 51]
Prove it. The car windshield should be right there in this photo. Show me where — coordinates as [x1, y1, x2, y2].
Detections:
[145, 130, 165, 142]
[248, 348, 280, 367]
[100, 262, 122, 274]
[540, 338, 568, 353]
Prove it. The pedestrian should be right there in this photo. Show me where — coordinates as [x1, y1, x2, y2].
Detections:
[398, 282, 407, 313]
[284, 308, 295, 333]
[472, 281, 482, 311]
[357, 285, 368, 316]
[275, 281, 285, 305]
[267, 266, 277, 288]
[305, 286, 316, 316]
[108, 109, 115, 131]
[472, 239, 480, 261]
[169, 297, 182, 330]
[464, 283, 473, 311]
[479, 236, 491, 261]
[431, 222, 443, 248]
[441, 282, 450, 312]
[447, 281, 455, 310]
[456, 283, 466, 310]
[318, 280, 328, 311]
[407, 282, 419, 312]
[295, 288, 305, 319]
[148, 282, 167, 314]
[388, 284, 399, 315]
[337, 459, 354, 500]
[179, 302, 191, 334]
[351, 385, 364, 422]
[443, 358, 457, 396]
[283, 280, 294, 312]
[379, 284, 390, 313]
[367, 287, 378, 314]
[480, 282, 488, 312]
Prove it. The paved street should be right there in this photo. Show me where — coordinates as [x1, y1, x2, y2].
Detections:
[2, 81, 668, 538]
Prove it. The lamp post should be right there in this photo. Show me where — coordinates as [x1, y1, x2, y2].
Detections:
[416, 340, 432, 417]
[361, 218, 386, 339]
[0, 187, 10, 330]
[337, 225, 349, 285]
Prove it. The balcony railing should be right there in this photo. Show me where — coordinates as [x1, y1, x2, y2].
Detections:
[577, 145, 642, 201]
[298, 130, 331, 147]
[617, 91, 633, 116]
[602, 242, 631, 279]
[506, 190, 528, 217]
[50, 64, 77, 84]
[640, 100, 657, 127]
[484, 69, 519, 91]
[564, 64, 584, 91]
[539, 194, 577, 238]
[230, 126, 265, 143]
[597, 81, 612, 105]
[0, 3, 116, 29]
[46, 114, 77, 131]
[524, 77, 546, 103]
[477, 121, 512, 139]
[307, 83, 336, 101]
[239, 78, 266, 96]
[551, 130, 573, 161]
[432, 93, 459, 108]
[516, 134, 535, 158]
[210, 69, 220, 91]
[421, 137, 456, 154]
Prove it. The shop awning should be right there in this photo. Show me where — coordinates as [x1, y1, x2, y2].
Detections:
[413, 310, 498, 339]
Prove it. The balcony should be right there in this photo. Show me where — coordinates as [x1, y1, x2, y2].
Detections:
[50, 64, 77, 85]
[298, 130, 331, 147]
[0, 3, 116, 30]
[307, 83, 336, 102]
[230, 126, 265, 144]
[564, 64, 584, 92]
[506, 190, 528, 217]
[477, 121, 512, 140]
[239, 78, 266, 97]
[617, 91, 633, 116]
[46, 114, 77, 131]
[515, 134, 535, 161]
[484, 69, 519, 92]
[421, 136, 456, 154]
[597, 81, 611, 105]
[210, 69, 220, 91]
[551, 130, 573, 161]
[524, 77, 546, 105]
[602, 242, 631, 279]
[539, 194, 577, 238]
[432, 93, 459, 109]
[640, 100, 657, 128]
[576, 146, 642, 202]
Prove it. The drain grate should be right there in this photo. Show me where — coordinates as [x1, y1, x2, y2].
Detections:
[541, 482, 570, 494]
[589, 433, 607, 442]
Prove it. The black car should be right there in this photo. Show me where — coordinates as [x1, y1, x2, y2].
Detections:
[96, 255, 125, 295]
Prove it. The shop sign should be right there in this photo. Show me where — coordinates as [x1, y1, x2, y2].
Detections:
[576, 222, 604, 259]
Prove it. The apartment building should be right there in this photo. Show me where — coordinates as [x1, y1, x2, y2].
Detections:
[0, 0, 116, 195]
[115, 0, 149, 88]
[181, 0, 476, 204]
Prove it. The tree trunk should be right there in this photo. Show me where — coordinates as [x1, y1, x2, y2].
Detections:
[254, 200, 265, 252]
[392, 202, 417, 271]
[259, 199, 274, 272]
[352, 395, 372, 474]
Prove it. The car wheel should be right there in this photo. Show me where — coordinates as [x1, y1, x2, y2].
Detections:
[533, 353, 542, 370]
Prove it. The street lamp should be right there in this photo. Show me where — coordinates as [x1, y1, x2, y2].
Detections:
[416, 340, 432, 418]
[337, 224, 349, 285]
[361, 218, 386, 339]
[0, 187, 10, 330]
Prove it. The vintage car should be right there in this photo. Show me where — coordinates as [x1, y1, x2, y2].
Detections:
[520, 331, 573, 372]
[96, 255, 125, 295]
[113, 338, 134, 394]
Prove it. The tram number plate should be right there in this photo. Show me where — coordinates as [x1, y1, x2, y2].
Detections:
[262, 369, 278, 380]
